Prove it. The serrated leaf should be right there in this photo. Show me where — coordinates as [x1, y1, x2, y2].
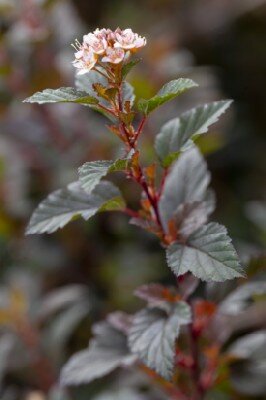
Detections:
[121, 58, 141, 79]
[134, 283, 169, 302]
[75, 70, 135, 121]
[128, 302, 191, 380]
[78, 159, 129, 195]
[159, 146, 211, 232]
[138, 79, 197, 115]
[174, 201, 209, 238]
[26, 181, 124, 234]
[166, 222, 244, 282]
[134, 284, 177, 308]
[76, 70, 135, 106]
[155, 100, 232, 166]
[219, 281, 266, 315]
[23, 87, 98, 105]
[93, 82, 110, 100]
[61, 321, 135, 386]
[107, 312, 133, 335]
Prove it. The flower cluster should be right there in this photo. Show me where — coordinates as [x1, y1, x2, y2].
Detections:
[72, 28, 146, 75]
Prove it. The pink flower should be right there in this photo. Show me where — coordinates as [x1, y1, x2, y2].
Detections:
[102, 47, 125, 64]
[71, 28, 146, 72]
[114, 28, 146, 51]
[95, 28, 112, 39]
[72, 42, 98, 75]
[83, 31, 107, 55]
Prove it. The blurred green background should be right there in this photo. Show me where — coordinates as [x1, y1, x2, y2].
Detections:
[0, 1, 265, 399]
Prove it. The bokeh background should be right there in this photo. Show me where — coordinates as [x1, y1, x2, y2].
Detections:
[0, 1, 265, 399]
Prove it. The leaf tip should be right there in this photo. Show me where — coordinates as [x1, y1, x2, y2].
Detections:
[190, 79, 199, 88]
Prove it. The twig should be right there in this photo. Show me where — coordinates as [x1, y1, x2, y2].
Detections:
[98, 103, 117, 117]
[134, 116, 147, 144]
[189, 323, 205, 400]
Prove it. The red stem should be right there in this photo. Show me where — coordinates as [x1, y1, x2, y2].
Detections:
[134, 116, 147, 144]
[97, 62, 210, 400]
[139, 175, 163, 228]
[116, 75, 165, 235]
[117, 84, 133, 148]
[189, 323, 205, 400]
[98, 103, 117, 117]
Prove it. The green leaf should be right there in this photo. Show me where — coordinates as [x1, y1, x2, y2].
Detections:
[166, 222, 245, 282]
[23, 87, 98, 105]
[26, 181, 125, 234]
[78, 159, 129, 195]
[159, 146, 211, 232]
[61, 321, 135, 386]
[128, 302, 191, 380]
[137, 78, 197, 115]
[121, 58, 141, 79]
[155, 100, 232, 166]
[99, 196, 126, 212]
